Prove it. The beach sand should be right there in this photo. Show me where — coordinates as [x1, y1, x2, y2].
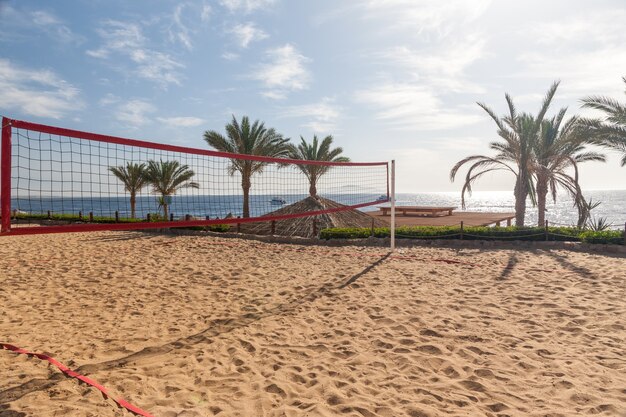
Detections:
[1, 231, 625, 416]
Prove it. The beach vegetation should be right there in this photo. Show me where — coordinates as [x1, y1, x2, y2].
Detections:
[451, 83, 562, 226]
[203, 115, 291, 218]
[451, 82, 606, 227]
[144, 160, 199, 219]
[320, 225, 623, 245]
[108, 162, 148, 219]
[287, 135, 350, 197]
[581, 77, 626, 166]
[531, 111, 605, 227]
[12, 212, 143, 223]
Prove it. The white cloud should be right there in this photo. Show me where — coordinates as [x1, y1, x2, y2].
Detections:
[0, 59, 83, 119]
[114, 99, 156, 127]
[377, 35, 486, 94]
[279, 98, 342, 133]
[98, 93, 120, 106]
[517, 46, 626, 97]
[221, 52, 240, 61]
[86, 48, 109, 59]
[87, 20, 183, 87]
[229, 22, 268, 48]
[156, 116, 205, 128]
[169, 4, 193, 50]
[261, 90, 286, 100]
[354, 83, 482, 131]
[31, 10, 84, 44]
[527, 10, 626, 45]
[219, 0, 277, 13]
[252, 44, 310, 99]
[361, 0, 492, 37]
[201, 4, 212, 22]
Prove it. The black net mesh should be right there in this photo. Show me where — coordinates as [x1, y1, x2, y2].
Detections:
[4, 123, 388, 235]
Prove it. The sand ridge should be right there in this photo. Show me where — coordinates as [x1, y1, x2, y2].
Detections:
[1, 231, 625, 416]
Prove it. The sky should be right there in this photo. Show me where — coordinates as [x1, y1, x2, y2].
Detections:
[0, 0, 625, 193]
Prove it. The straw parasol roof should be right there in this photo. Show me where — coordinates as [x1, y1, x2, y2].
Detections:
[240, 196, 387, 238]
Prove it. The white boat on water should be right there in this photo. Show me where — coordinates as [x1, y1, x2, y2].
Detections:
[270, 197, 286, 205]
[376, 195, 388, 202]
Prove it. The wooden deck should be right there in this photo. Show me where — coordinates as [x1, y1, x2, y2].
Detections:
[378, 206, 456, 217]
[369, 211, 516, 227]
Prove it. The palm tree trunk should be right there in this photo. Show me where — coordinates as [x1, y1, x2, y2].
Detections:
[242, 175, 251, 218]
[514, 176, 528, 226]
[130, 192, 136, 219]
[309, 177, 317, 197]
[536, 176, 548, 227]
[162, 197, 169, 220]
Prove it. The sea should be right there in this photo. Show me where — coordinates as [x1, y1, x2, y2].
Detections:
[390, 190, 626, 228]
[11, 189, 626, 229]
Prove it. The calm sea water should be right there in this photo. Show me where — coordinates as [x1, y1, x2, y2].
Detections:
[388, 190, 626, 228]
[12, 190, 626, 229]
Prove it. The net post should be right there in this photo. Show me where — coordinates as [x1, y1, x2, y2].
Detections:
[390, 159, 396, 252]
[1, 117, 12, 234]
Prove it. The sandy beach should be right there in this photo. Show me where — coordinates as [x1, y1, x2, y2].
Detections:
[1, 231, 625, 416]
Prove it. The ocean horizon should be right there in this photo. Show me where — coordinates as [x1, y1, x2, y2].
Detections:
[11, 189, 626, 229]
[392, 189, 626, 228]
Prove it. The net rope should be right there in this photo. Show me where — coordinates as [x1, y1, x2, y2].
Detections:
[2, 120, 388, 236]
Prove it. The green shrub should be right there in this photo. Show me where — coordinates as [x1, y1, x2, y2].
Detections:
[580, 230, 624, 245]
[207, 224, 230, 232]
[13, 212, 143, 223]
[320, 225, 624, 245]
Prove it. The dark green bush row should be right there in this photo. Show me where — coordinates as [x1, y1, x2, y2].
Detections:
[13, 213, 143, 223]
[179, 224, 231, 232]
[14, 213, 232, 232]
[320, 226, 624, 245]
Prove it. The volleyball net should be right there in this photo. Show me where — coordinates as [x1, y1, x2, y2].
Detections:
[0, 117, 389, 236]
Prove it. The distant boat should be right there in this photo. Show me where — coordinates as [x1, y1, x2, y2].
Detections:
[376, 195, 388, 202]
[270, 197, 287, 205]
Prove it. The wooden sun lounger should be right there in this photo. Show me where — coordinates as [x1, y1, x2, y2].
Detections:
[378, 206, 456, 217]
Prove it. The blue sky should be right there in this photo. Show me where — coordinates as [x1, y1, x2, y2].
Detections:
[1, 0, 625, 193]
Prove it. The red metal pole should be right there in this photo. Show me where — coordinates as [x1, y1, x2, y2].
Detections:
[1, 118, 12, 234]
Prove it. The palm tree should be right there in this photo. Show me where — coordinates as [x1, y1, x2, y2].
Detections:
[109, 162, 148, 219]
[144, 160, 199, 219]
[203, 115, 291, 218]
[580, 77, 626, 166]
[287, 135, 350, 197]
[532, 112, 605, 226]
[451, 82, 560, 226]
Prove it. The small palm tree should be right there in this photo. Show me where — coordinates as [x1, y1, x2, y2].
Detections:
[287, 135, 350, 197]
[451, 82, 560, 226]
[109, 162, 148, 219]
[203, 115, 291, 218]
[532, 112, 605, 226]
[581, 77, 626, 166]
[144, 160, 199, 219]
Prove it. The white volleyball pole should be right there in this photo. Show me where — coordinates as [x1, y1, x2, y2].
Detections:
[390, 159, 396, 252]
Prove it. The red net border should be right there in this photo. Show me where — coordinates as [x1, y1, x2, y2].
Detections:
[0, 117, 389, 236]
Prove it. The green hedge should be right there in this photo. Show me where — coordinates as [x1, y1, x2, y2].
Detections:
[13, 213, 143, 224]
[179, 224, 231, 232]
[14, 213, 232, 232]
[320, 226, 624, 245]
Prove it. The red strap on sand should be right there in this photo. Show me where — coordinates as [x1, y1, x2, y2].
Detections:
[0, 343, 154, 417]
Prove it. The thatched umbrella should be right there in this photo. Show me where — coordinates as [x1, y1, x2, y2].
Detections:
[241, 196, 387, 238]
